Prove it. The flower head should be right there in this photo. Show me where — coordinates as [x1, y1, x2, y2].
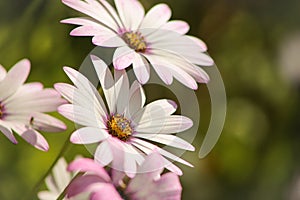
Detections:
[38, 157, 89, 200]
[61, 0, 214, 89]
[0, 59, 66, 151]
[55, 55, 194, 177]
[66, 153, 182, 200]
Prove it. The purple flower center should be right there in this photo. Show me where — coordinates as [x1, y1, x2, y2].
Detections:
[122, 31, 147, 53]
[107, 114, 133, 142]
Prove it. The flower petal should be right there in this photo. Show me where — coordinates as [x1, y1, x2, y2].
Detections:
[90, 55, 116, 113]
[135, 115, 193, 134]
[0, 59, 30, 101]
[94, 140, 113, 166]
[0, 123, 17, 144]
[132, 99, 177, 124]
[114, 69, 129, 114]
[66, 175, 106, 198]
[63, 67, 108, 116]
[29, 112, 66, 132]
[70, 127, 109, 144]
[140, 4, 171, 29]
[0, 64, 7, 81]
[11, 124, 49, 151]
[132, 54, 150, 84]
[114, 0, 145, 30]
[90, 184, 122, 200]
[58, 104, 106, 128]
[161, 20, 190, 35]
[113, 46, 135, 70]
[68, 158, 111, 182]
[125, 81, 146, 118]
[62, 0, 119, 31]
[52, 158, 71, 193]
[134, 134, 195, 151]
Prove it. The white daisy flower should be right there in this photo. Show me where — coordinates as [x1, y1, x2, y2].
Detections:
[61, 0, 214, 89]
[38, 157, 88, 200]
[55, 55, 195, 177]
[0, 59, 66, 151]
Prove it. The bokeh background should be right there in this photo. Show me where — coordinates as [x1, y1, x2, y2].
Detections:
[0, 0, 300, 199]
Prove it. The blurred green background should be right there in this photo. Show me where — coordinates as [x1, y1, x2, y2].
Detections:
[0, 0, 300, 199]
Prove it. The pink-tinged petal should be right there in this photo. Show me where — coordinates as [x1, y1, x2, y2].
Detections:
[90, 184, 122, 200]
[148, 53, 198, 89]
[111, 170, 125, 186]
[62, 0, 119, 31]
[54, 83, 76, 103]
[63, 67, 108, 116]
[132, 138, 193, 168]
[153, 172, 182, 199]
[114, 0, 145, 30]
[70, 25, 114, 37]
[66, 175, 106, 198]
[61, 17, 99, 26]
[135, 115, 193, 134]
[92, 34, 126, 47]
[134, 134, 195, 151]
[5, 88, 66, 113]
[113, 46, 135, 70]
[90, 55, 116, 113]
[132, 54, 150, 84]
[140, 4, 171, 29]
[68, 158, 111, 182]
[0, 123, 17, 144]
[147, 49, 210, 83]
[29, 112, 66, 132]
[94, 140, 113, 166]
[70, 127, 108, 144]
[186, 35, 208, 52]
[58, 104, 106, 128]
[125, 81, 146, 118]
[131, 140, 183, 176]
[135, 152, 164, 175]
[122, 143, 145, 177]
[0, 64, 7, 81]
[12, 124, 49, 151]
[99, 0, 123, 28]
[142, 54, 173, 85]
[163, 158, 183, 176]
[0, 59, 30, 101]
[161, 20, 190, 35]
[132, 99, 177, 124]
[114, 69, 129, 114]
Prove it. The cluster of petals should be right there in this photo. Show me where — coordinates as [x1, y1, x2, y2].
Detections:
[0, 59, 66, 151]
[62, 0, 214, 89]
[67, 153, 182, 200]
[55, 55, 195, 177]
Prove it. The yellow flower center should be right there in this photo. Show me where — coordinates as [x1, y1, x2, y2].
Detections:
[122, 31, 147, 53]
[107, 114, 133, 142]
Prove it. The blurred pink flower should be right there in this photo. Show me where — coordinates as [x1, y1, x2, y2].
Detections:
[0, 59, 66, 151]
[61, 0, 214, 89]
[55, 55, 194, 177]
[67, 153, 182, 200]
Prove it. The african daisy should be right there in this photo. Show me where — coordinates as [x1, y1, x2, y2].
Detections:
[55, 55, 194, 177]
[61, 0, 214, 89]
[0, 59, 66, 151]
[66, 153, 182, 200]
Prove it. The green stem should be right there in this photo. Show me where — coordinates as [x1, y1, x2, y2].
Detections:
[25, 138, 71, 200]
